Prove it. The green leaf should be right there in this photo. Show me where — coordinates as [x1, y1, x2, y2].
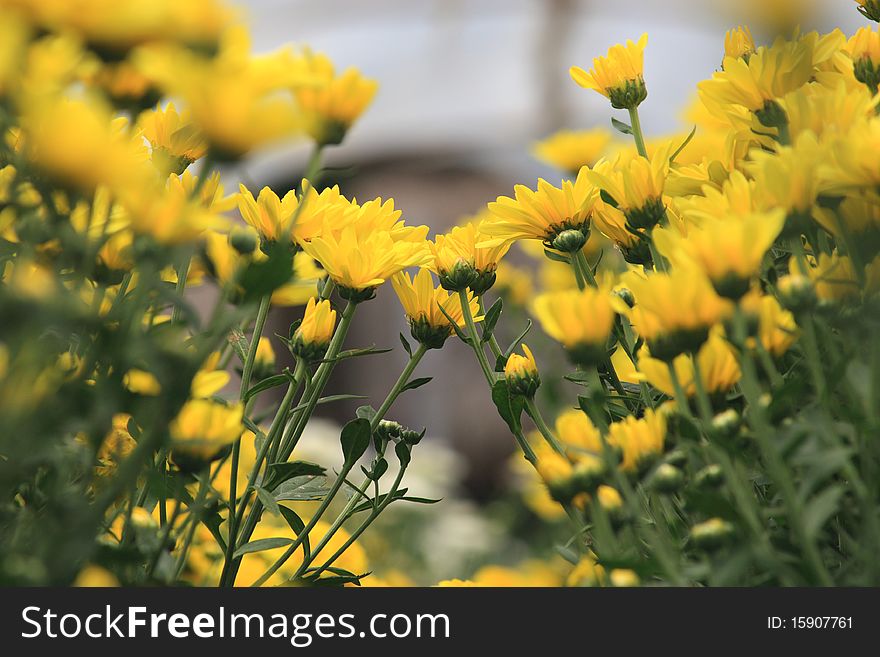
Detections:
[244, 374, 289, 403]
[340, 417, 372, 465]
[611, 117, 633, 135]
[356, 405, 377, 423]
[600, 190, 619, 208]
[669, 125, 697, 163]
[238, 242, 294, 302]
[278, 506, 310, 560]
[436, 301, 469, 342]
[480, 298, 503, 343]
[395, 441, 411, 467]
[400, 376, 432, 393]
[232, 537, 293, 559]
[290, 394, 368, 413]
[274, 476, 332, 501]
[804, 485, 844, 540]
[491, 379, 525, 434]
[399, 332, 413, 358]
[321, 346, 393, 363]
[264, 460, 326, 491]
[255, 486, 281, 516]
[504, 320, 532, 360]
[542, 248, 571, 264]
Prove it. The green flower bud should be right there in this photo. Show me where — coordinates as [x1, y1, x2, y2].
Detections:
[551, 228, 588, 254]
[438, 260, 479, 292]
[649, 463, 684, 493]
[230, 225, 259, 255]
[694, 464, 724, 489]
[690, 517, 735, 551]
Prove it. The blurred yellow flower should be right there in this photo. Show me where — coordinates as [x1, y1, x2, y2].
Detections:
[724, 26, 756, 62]
[73, 565, 119, 587]
[123, 369, 161, 396]
[505, 344, 540, 397]
[532, 128, 614, 174]
[170, 399, 244, 465]
[137, 102, 207, 175]
[637, 331, 741, 399]
[532, 286, 617, 366]
[607, 408, 666, 471]
[429, 220, 510, 293]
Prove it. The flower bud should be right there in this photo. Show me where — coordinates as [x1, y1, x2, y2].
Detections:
[229, 225, 259, 255]
[291, 297, 337, 362]
[624, 197, 665, 232]
[690, 517, 735, 550]
[711, 408, 741, 439]
[438, 259, 479, 292]
[505, 344, 540, 398]
[253, 336, 276, 379]
[610, 568, 640, 587]
[649, 463, 684, 493]
[470, 269, 498, 296]
[551, 228, 588, 254]
[694, 464, 724, 489]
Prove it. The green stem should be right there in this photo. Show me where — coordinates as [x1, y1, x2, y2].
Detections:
[172, 470, 210, 581]
[627, 106, 648, 158]
[304, 144, 325, 187]
[458, 289, 493, 383]
[524, 398, 566, 456]
[689, 356, 714, 424]
[573, 249, 598, 288]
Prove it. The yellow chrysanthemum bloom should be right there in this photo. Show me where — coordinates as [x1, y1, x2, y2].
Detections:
[170, 399, 244, 469]
[391, 268, 480, 349]
[724, 26, 756, 62]
[429, 220, 510, 293]
[483, 167, 598, 251]
[289, 181, 357, 245]
[584, 144, 672, 232]
[21, 96, 150, 193]
[73, 565, 119, 588]
[272, 252, 327, 307]
[532, 128, 614, 174]
[674, 170, 756, 225]
[792, 252, 862, 305]
[624, 269, 731, 361]
[820, 117, 880, 195]
[754, 294, 798, 357]
[532, 286, 617, 366]
[191, 351, 230, 400]
[570, 34, 648, 109]
[505, 344, 540, 397]
[15, 0, 233, 56]
[137, 102, 207, 175]
[747, 134, 822, 225]
[555, 408, 602, 459]
[291, 51, 378, 146]
[847, 26, 880, 92]
[122, 173, 227, 245]
[567, 554, 606, 587]
[237, 184, 299, 243]
[607, 408, 666, 472]
[300, 223, 430, 298]
[813, 194, 880, 239]
[291, 297, 337, 361]
[637, 331, 741, 400]
[254, 336, 276, 375]
[698, 37, 814, 127]
[95, 413, 136, 477]
[653, 210, 785, 299]
[135, 28, 305, 160]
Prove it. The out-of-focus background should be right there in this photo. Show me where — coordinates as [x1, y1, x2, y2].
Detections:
[217, 0, 862, 501]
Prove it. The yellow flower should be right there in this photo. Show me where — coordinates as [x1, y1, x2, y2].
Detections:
[584, 143, 672, 231]
[290, 181, 357, 245]
[291, 51, 378, 145]
[123, 369, 161, 396]
[22, 95, 150, 193]
[820, 117, 880, 195]
[847, 26, 880, 91]
[191, 351, 230, 399]
[73, 565, 119, 587]
[698, 36, 814, 123]
[610, 568, 640, 587]
[781, 80, 877, 144]
[724, 26, 756, 62]
[292, 297, 337, 361]
[16, 0, 233, 56]
[137, 102, 207, 175]
[570, 34, 648, 109]
[567, 554, 606, 587]
[794, 252, 862, 305]
[637, 331, 741, 400]
[300, 222, 429, 296]
[624, 268, 731, 361]
[493, 261, 534, 307]
[596, 485, 623, 512]
[254, 336, 276, 374]
[122, 173, 226, 245]
[755, 294, 798, 357]
[505, 344, 540, 397]
[674, 170, 756, 225]
[813, 194, 880, 239]
[95, 413, 136, 477]
[483, 167, 598, 249]
[532, 286, 617, 366]
[429, 220, 510, 293]
[135, 28, 304, 159]
[532, 128, 614, 174]
[555, 408, 602, 458]
[237, 184, 299, 243]
[607, 408, 666, 472]
[391, 268, 480, 349]
[271, 252, 327, 306]
[170, 399, 244, 467]
[653, 210, 785, 299]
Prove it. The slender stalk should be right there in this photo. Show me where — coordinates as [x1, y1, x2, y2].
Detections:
[304, 144, 325, 186]
[573, 250, 598, 288]
[524, 398, 566, 456]
[458, 289, 493, 382]
[627, 106, 649, 158]
[172, 470, 210, 581]
[689, 357, 714, 424]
